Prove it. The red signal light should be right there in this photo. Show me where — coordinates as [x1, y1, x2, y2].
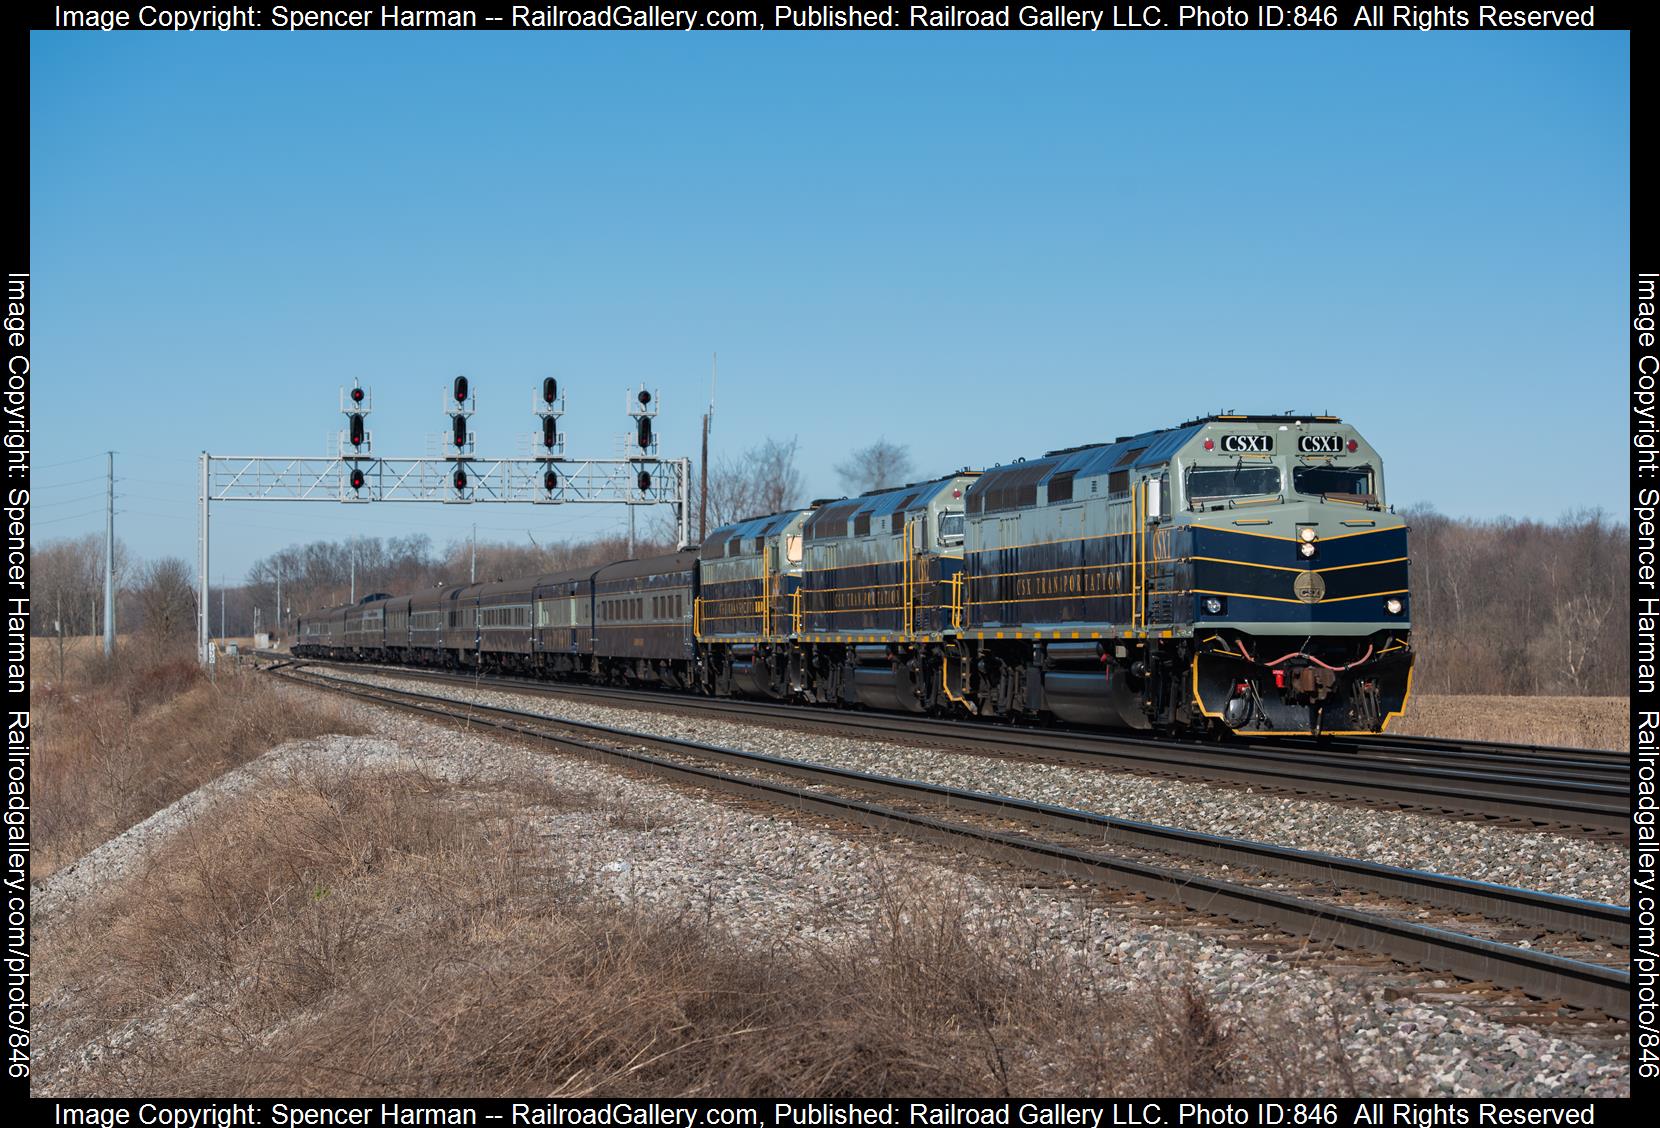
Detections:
[452, 415, 467, 448]
[350, 386, 365, 404]
[349, 413, 365, 447]
[453, 468, 468, 491]
[543, 468, 558, 492]
[453, 375, 469, 404]
[349, 468, 365, 491]
[541, 416, 557, 449]
[543, 377, 558, 404]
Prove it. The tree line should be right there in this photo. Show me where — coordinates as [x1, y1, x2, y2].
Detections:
[1400, 507, 1627, 696]
[29, 442, 1632, 696]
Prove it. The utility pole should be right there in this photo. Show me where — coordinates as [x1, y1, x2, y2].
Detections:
[470, 523, 476, 583]
[628, 506, 636, 558]
[198, 452, 212, 669]
[349, 539, 356, 603]
[275, 570, 283, 640]
[699, 353, 715, 544]
[103, 451, 115, 657]
[220, 578, 226, 641]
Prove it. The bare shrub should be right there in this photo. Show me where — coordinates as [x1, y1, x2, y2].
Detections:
[37, 760, 1325, 1097]
[32, 647, 361, 878]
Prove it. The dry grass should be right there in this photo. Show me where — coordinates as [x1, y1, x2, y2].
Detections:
[1392, 693, 1628, 752]
[31, 640, 363, 879]
[37, 760, 1331, 1098]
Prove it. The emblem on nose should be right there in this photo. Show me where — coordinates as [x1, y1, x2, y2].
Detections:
[1293, 570, 1326, 604]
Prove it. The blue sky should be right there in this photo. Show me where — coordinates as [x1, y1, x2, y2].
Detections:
[30, 31, 1630, 581]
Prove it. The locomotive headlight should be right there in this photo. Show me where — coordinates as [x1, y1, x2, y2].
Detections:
[1298, 527, 1317, 543]
[1298, 541, 1317, 558]
[1204, 596, 1224, 615]
[1385, 598, 1404, 615]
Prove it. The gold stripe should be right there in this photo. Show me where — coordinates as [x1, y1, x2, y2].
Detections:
[1190, 555, 1408, 575]
[1381, 664, 1414, 731]
[1192, 586, 1408, 607]
[1192, 522, 1401, 544]
[1319, 557, 1408, 574]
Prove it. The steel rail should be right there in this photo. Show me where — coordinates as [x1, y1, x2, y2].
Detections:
[1257, 734, 1627, 776]
[1323, 731, 1628, 763]
[275, 667, 1631, 1016]
[264, 653, 1623, 775]
[265, 655, 1630, 833]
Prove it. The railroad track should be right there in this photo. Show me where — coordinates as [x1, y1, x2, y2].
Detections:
[271, 664, 1631, 1018]
[263, 655, 1630, 836]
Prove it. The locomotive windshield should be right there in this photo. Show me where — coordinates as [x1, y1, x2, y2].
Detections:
[1186, 465, 1281, 505]
[1293, 464, 1375, 499]
[938, 511, 964, 545]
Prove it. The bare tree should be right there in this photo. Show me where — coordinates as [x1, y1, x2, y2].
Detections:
[134, 557, 197, 642]
[1401, 506, 1629, 696]
[29, 534, 129, 637]
[834, 438, 914, 496]
[748, 437, 803, 516]
[696, 436, 806, 531]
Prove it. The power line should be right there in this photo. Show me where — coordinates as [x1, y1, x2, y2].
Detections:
[34, 509, 102, 525]
[36, 491, 104, 507]
[33, 453, 105, 470]
[32, 475, 105, 489]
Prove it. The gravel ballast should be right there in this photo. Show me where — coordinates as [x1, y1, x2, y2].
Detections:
[34, 683, 1631, 1097]
[314, 669, 1629, 906]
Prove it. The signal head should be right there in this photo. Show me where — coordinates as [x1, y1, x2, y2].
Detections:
[350, 385, 365, 404]
[543, 468, 558, 492]
[453, 468, 468, 491]
[349, 467, 366, 492]
[453, 375, 469, 404]
[452, 415, 468, 448]
[637, 389, 651, 406]
[542, 416, 558, 449]
[636, 416, 653, 449]
[349, 413, 365, 447]
[637, 470, 652, 492]
[543, 377, 558, 404]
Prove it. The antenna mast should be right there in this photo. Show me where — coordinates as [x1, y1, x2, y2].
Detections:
[700, 352, 716, 543]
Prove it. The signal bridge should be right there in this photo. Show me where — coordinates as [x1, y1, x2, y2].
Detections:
[195, 378, 690, 666]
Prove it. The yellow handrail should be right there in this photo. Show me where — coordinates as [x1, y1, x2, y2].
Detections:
[902, 517, 916, 637]
[761, 546, 771, 638]
[1131, 483, 1142, 629]
[939, 649, 968, 704]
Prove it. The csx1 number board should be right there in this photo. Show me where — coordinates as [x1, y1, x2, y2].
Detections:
[1297, 434, 1344, 454]
[1221, 434, 1273, 453]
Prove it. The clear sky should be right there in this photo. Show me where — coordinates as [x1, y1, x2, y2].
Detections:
[29, 30, 1630, 582]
